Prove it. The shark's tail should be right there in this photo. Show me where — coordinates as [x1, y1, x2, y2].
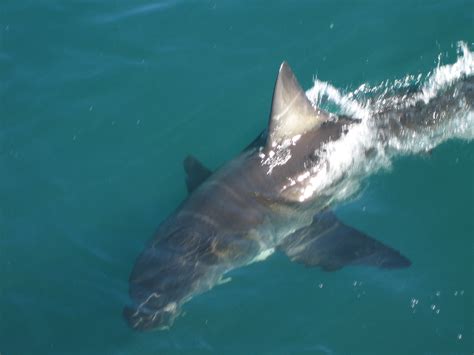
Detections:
[374, 72, 474, 153]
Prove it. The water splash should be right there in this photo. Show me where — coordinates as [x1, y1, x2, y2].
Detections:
[419, 42, 474, 103]
[296, 42, 474, 204]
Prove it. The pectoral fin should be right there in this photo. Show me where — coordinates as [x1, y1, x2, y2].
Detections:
[183, 155, 212, 194]
[279, 211, 411, 271]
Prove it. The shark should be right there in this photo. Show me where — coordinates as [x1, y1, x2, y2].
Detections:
[123, 61, 473, 331]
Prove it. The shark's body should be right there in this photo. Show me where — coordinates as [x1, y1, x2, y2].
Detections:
[124, 62, 473, 330]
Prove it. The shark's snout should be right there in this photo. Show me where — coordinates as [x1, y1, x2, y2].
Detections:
[123, 301, 178, 331]
[123, 229, 205, 331]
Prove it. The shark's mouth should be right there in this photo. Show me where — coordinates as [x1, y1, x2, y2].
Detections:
[268, 42, 474, 205]
[123, 295, 179, 331]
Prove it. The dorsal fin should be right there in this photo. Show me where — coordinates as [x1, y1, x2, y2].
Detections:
[183, 155, 212, 194]
[266, 62, 329, 150]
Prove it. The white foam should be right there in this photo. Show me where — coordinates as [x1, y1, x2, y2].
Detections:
[418, 42, 474, 103]
[251, 248, 275, 263]
[285, 42, 474, 204]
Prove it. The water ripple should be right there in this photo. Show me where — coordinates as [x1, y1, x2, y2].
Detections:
[93, 0, 179, 24]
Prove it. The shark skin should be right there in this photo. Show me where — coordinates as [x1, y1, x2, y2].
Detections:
[123, 62, 472, 331]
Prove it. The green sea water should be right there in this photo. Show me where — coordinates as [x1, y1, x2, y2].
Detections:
[1, 1, 473, 354]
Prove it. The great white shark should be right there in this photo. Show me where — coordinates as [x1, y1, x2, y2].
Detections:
[123, 62, 473, 330]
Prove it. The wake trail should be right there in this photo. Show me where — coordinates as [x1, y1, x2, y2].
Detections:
[300, 42, 474, 204]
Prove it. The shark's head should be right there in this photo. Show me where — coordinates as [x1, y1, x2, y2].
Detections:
[123, 222, 218, 331]
[123, 246, 180, 331]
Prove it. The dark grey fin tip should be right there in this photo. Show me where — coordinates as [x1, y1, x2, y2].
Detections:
[183, 155, 212, 194]
[279, 61, 291, 76]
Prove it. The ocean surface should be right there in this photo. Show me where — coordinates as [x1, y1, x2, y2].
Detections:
[1, 1, 473, 354]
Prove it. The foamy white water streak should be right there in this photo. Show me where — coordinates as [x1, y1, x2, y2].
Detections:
[297, 42, 473, 204]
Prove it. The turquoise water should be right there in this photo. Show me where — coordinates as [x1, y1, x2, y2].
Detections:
[1, 0, 473, 354]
